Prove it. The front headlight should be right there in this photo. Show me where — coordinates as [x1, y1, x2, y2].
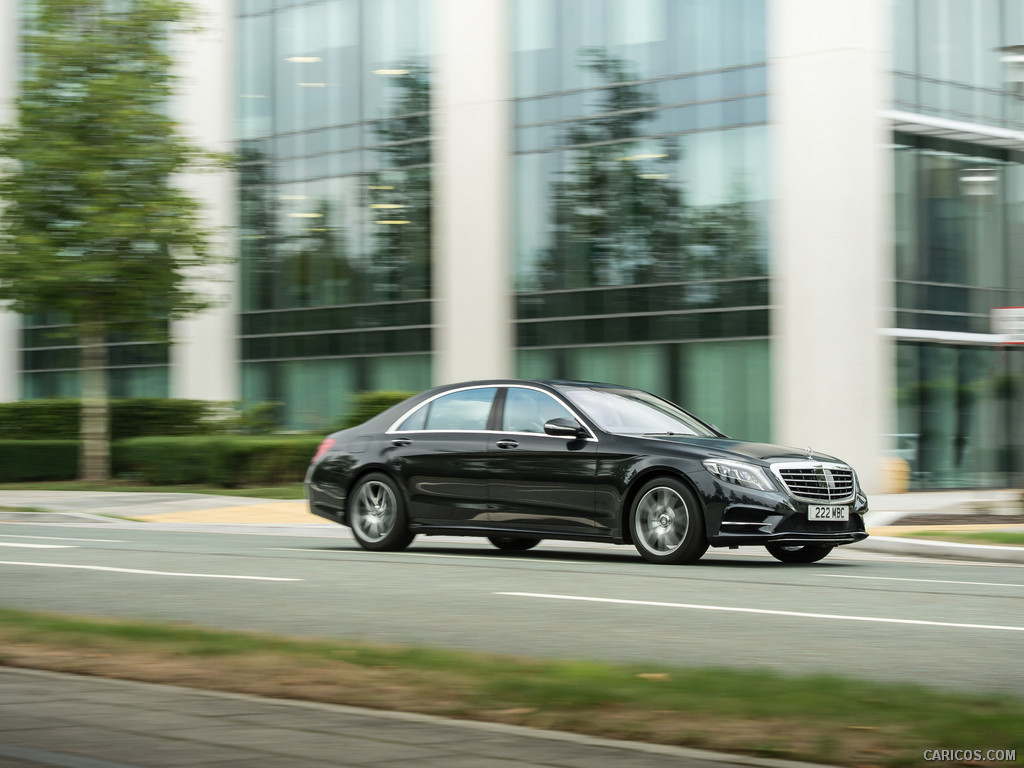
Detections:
[703, 459, 775, 492]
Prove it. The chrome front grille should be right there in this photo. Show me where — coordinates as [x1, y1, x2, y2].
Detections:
[773, 463, 855, 503]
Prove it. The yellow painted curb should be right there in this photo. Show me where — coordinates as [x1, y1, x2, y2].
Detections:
[133, 501, 331, 525]
[868, 523, 1023, 536]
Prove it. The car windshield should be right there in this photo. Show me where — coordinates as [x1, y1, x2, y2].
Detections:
[559, 386, 718, 437]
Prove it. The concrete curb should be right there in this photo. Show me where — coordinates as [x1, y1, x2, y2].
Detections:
[4, 667, 834, 768]
[852, 536, 1024, 564]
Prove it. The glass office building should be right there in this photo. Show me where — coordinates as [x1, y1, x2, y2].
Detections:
[2, 0, 1023, 490]
[237, 0, 433, 429]
[511, 1, 771, 441]
[889, 0, 1024, 488]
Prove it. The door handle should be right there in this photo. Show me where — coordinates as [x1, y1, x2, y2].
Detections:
[496, 439, 519, 449]
[391, 438, 412, 447]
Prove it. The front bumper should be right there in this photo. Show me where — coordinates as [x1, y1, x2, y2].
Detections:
[697, 471, 870, 548]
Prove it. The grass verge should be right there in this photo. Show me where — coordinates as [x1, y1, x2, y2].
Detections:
[1, 607, 1021, 767]
[0, 480, 305, 500]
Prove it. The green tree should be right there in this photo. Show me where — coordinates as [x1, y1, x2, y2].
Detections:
[0, 0, 227, 480]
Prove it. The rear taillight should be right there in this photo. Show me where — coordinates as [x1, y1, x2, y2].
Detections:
[311, 437, 336, 464]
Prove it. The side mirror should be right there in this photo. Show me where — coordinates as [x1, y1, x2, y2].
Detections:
[544, 417, 586, 439]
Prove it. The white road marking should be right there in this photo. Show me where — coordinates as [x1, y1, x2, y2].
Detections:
[0, 561, 301, 581]
[0, 534, 124, 543]
[0, 542, 75, 549]
[498, 592, 1024, 633]
[825, 574, 1024, 589]
[267, 548, 603, 566]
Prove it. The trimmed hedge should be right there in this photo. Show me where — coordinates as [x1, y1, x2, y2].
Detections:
[0, 440, 79, 482]
[340, 390, 415, 429]
[113, 436, 321, 486]
[0, 437, 319, 486]
[0, 401, 80, 440]
[0, 399, 226, 441]
[110, 399, 223, 439]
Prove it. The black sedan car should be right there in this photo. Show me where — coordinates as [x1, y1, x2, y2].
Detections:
[305, 380, 868, 564]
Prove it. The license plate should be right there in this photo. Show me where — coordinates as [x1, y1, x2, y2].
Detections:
[808, 505, 849, 521]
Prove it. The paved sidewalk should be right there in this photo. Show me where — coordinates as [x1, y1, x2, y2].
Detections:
[850, 488, 1024, 563]
[0, 667, 822, 768]
[0, 490, 321, 526]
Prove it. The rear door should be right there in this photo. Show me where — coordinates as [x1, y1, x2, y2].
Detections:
[384, 386, 498, 526]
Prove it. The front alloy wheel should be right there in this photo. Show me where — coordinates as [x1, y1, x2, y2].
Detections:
[348, 473, 414, 551]
[765, 543, 834, 563]
[629, 477, 708, 564]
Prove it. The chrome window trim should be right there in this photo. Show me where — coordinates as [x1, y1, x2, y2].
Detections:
[769, 461, 857, 504]
[386, 384, 500, 434]
[385, 383, 598, 442]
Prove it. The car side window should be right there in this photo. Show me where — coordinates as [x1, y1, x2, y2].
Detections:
[398, 387, 498, 432]
[396, 404, 428, 431]
[502, 387, 574, 434]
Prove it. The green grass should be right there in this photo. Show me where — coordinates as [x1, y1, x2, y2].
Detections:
[0, 606, 1021, 767]
[0, 480, 305, 499]
[904, 530, 1024, 547]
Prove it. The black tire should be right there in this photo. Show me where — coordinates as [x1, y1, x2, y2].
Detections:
[629, 477, 708, 564]
[765, 543, 834, 563]
[488, 536, 541, 551]
[348, 473, 415, 551]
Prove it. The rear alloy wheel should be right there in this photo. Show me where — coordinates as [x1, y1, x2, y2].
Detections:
[765, 543, 834, 563]
[629, 477, 708, 564]
[348, 473, 414, 551]
[487, 536, 541, 551]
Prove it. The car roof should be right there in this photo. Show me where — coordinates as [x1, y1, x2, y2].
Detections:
[430, 378, 633, 392]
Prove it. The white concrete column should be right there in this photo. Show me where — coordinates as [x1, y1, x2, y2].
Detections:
[0, 0, 20, 402]
[769, 0, 894, 494]
[169, 0, 239, 402]
[432, 0, 513, 384]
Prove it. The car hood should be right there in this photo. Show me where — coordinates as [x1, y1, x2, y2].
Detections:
[634, 435, 845, 465]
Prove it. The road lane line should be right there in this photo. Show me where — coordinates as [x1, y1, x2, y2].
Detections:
[497, 592, 1024, 633]
[267, 548, 608, 566]
[0, 561, 301, 581]
[0, 534, 124, 543]
[0, 542, 75, 549]
[825, 574, 1024, 589]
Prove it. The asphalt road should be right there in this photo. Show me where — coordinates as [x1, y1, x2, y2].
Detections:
[1, 516, 1022, 695]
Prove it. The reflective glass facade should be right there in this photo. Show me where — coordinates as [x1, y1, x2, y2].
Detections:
[22, 316, 169, 400]
[238, 0, 432, 430]
[892, 0, 1024, 488]
[893, 0, 1024, 129]
[512, 0, 770, 440]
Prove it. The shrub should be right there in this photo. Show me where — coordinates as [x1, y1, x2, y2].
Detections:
[339, 391, 415, 430]
[0, 400, 80, 440]
[110, 399, 223, 438]
[222, 402, 282, 435]
[0, 440, 78, 482]
[0, 399, 227, 440]
[113, 436, 321, 487]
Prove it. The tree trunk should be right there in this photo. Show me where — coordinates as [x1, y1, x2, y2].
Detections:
[79, 323, 110, 481]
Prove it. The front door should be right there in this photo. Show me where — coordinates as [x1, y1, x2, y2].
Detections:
[486, 386, 602, 534]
